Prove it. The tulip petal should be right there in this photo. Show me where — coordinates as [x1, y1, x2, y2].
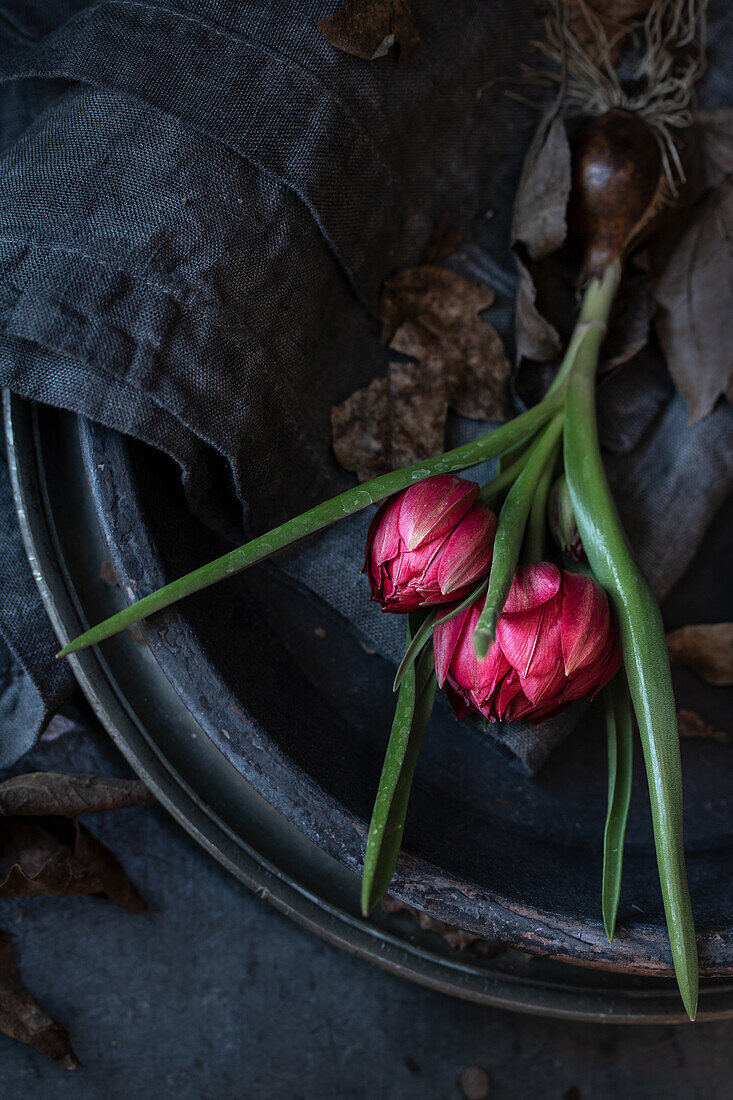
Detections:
[503, 562, 561, 614]
[451, 604, 485, 692]
[444, 681, 473, 720]
[585, 634, 623, 700]
[365, 497, 402, 568]
[477, 644, 508, 699]
[520, 659, 567, 706]
[497, 594, 562, 679]
[399, 475, 478, 551]
[436, 504, 496, 596]
[433, 603, 469, 688]
[560, 572, 611, 676]
[494, 668, 527, 720]
[496, 563, 562, 678]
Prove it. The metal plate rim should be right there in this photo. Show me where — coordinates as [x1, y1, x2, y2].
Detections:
[6, 390, 733, 1025]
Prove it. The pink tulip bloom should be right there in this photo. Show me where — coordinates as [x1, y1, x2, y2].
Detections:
[363, 474, 497, 613]
[434, 563, 621, 725]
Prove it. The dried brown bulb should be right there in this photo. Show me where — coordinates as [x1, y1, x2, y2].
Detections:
[569, 109, 663, 280]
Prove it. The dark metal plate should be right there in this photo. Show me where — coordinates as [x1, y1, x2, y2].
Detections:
[6, 392, 733, 1022]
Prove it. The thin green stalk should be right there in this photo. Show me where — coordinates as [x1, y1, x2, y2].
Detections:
[478, 438, 536, 502]
[435, 576, 489, 626]
[602, 673, 634, 943]
[546, 262, 621, 397]
[564, 262, 698, 1020]
[393, 609, 437, 692]
[523, 434, 560, 563]
[394, 575, 491, 691]
[362, 616, 437, 915]
[472, 412, 564, 658]
[58, 389, 565, 658]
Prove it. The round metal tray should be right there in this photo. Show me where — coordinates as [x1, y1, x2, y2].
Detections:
[6, 392, 733, 1023]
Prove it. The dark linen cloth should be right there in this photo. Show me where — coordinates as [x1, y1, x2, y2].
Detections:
[0, 0, 731, 772]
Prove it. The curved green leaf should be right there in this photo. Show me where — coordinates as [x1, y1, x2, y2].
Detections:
[362, 617, 437, 915]
[602, 674, 634, 943]
[473, 412, 564, 657]
[564, 266, 698, 1020]
[59, 390, 564, 657]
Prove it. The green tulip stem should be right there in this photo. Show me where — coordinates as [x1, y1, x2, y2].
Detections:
[478, 438, 536, 503]
[393, 609, 438, 692]
[546, 262, 620, 397]
[57, 387, 564, 658]
[472, 411, 565, 658]
[523, 434, 561, 564]
[563, 260, 698, 1020]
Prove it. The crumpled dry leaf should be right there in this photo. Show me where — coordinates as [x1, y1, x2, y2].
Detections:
[512, 104, 571, 264]
[318, 0, 418, 61]
[0, 817, 146, 912]
[0, 772, 152, 1065]
[598, 269, 656, 371]
[641, 109, 733, 422]
[0, 772, 153, 818]
[332, 355, 443, 481]
[677, 708, 731, 744]
[683, 109, 733, 197]
[0, 932, 79, 1070]
[652, 176, 733, 423]
[666, 623, 733, 686]
[511, 102, 570, 364]
[333, 266, 512, 481]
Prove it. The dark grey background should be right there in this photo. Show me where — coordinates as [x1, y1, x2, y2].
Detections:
[0, 711, 729, 1100]
[0, 2, 732, 1095]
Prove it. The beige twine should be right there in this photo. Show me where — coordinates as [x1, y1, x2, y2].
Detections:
[522, 0, 708, 190]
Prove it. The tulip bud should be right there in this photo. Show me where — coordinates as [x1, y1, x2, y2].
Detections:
[363, 474, 497, 613]
[548, 475, 583, 561]
[434, 563, 621, 725]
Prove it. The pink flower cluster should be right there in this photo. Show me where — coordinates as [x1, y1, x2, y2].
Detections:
[363, 475, 620, 725]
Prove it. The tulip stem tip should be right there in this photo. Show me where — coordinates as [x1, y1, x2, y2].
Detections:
[472, 627, 493, 659]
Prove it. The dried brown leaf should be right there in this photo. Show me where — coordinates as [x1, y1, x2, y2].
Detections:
[667, 623, 733, 685]
[333, 266, 512, 481]
[598, 272, 655, 371]
[0, 932, 79, 1069]
[688, 109, 733, 194]
[677, 708, 731, 744]
[512, 106, 571, 264]
[387, 282, 511, 422]
[318, 0, 418, 61]
[511, 104, 571, 365]
[514, 259, 563, 364]
[332, 354, 445, 481]
[0, 772, 153, 818]
[380, 265, 495, 342]
[652, 180, 733, 423]
[0, 818, 146, 912]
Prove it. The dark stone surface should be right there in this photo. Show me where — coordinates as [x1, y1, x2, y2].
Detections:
[0, 710, 731, 1099]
